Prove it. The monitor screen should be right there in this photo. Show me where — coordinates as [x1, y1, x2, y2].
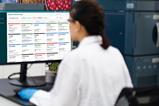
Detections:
[0, 11, 71, 64]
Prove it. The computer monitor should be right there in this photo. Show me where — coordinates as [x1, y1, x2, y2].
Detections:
[0, 11, 71, 87]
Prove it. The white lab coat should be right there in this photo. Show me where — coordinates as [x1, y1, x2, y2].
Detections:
[30, 36, 133, 106]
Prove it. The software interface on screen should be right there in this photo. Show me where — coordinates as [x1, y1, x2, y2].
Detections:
[6, 12, 71, 63]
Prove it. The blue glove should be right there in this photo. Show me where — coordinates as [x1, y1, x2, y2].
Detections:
[18, 88, 38, 101]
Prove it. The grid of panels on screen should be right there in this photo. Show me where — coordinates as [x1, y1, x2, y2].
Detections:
[7, 12, 71, 63]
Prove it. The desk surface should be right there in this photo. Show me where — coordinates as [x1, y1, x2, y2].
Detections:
[0, 77, 53, 106]
[0, 77, 28, 106]
[0, 96, 20, 106]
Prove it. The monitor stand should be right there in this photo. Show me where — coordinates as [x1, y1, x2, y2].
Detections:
[9, 63, 46, 87]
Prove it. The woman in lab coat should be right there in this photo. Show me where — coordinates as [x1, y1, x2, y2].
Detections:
[18, 1, 133, 106]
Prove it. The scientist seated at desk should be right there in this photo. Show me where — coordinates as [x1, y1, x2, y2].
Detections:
[18, 1, 133, 106]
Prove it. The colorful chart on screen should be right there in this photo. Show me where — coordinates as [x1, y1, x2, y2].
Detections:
[7, 12, 71, 63]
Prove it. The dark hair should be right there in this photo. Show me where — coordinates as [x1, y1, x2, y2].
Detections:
[70, 1, 110, 49]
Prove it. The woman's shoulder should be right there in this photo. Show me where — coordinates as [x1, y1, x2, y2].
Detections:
[107, 46, 122, 54]
[106, 46, 124, 59]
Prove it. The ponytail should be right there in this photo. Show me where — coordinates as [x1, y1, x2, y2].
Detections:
[100, 32, 110, 49]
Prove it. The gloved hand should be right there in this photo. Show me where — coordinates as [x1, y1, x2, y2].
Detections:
[18, 88, 39, 101]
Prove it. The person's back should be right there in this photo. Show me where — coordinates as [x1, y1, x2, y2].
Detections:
[74, 36, 133, 106]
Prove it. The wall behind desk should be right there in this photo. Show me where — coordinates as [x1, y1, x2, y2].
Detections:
[0, 64, 45, 79]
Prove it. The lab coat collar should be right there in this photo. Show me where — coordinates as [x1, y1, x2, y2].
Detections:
[79, 36, 102, 47]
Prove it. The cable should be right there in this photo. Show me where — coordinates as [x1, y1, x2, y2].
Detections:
[27, 64, 33, 70]
[8, 64, 33, 80]
[8, 72, 20, 80]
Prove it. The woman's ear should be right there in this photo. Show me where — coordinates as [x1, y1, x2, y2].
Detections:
[74, 21, 81, 32]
